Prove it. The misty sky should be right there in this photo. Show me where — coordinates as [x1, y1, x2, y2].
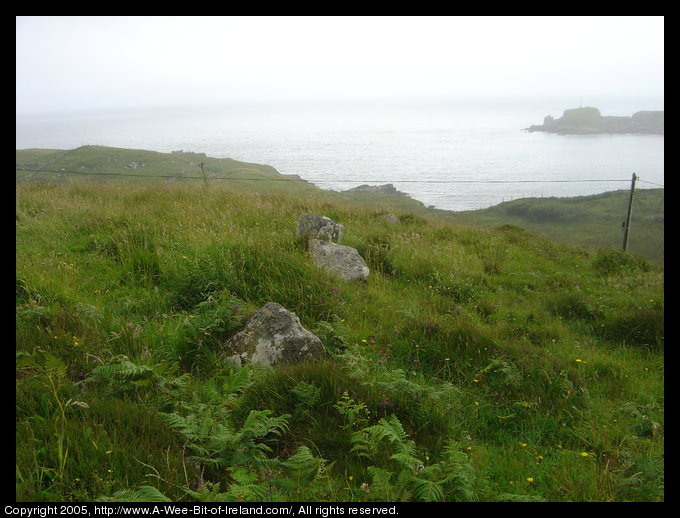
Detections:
[16, 16, 664, 114]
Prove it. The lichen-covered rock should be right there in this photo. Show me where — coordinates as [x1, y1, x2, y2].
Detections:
[224, 302, 324, 367]
[308, 238, 369, 282]
[296, 214, 344, 242]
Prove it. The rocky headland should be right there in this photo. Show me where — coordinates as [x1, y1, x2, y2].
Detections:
[343, 183, 409, 195]
[525, 106, 664, 135]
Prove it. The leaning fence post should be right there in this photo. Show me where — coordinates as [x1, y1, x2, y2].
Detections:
[622, 172, 638, 252]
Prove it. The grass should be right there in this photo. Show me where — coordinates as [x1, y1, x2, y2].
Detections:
[16, 157, 663, 502]
[18, 146, 664, 265]
[452, 189, 664, 265]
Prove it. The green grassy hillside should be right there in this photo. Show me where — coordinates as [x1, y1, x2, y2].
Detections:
[16, 145, 432, 215]
[16, 174, 663, 502]
[17, 146, 664, 265]
[16, 145, 316, 194]
[451, 189, 664, 265]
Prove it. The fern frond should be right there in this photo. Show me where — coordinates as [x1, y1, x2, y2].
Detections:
[349, 431, 375, 457]
[280, 446, 326, 484]
[351, 414, 417, 462]
[291, 381, 322, 409]
[374, 415, 410, 444]
[240, 410, 290, 442]
[161, 412, 207, 442]
[423, 441, 478, 501]
[366, 467, 396, 501]
[221, 367, 253, 398]
[98, 485, 171, 502]
[185, 481, 235, 502]
[43, 353, 68, 378]
[227, 482, 271, 502]
[389, 453, 423, 472]
[229, 467, 259, 486]
[92, 359, 154, 381]
[408, 478, 444, 502]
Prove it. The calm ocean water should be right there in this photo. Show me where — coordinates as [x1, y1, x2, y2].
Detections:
[16, 97, 664, 211]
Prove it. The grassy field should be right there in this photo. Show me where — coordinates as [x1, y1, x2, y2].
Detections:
[452, 190, 664, 265]
[16, 145, 432, 215]
[17, 146, 664, 265]
[16, 148, 664, 502]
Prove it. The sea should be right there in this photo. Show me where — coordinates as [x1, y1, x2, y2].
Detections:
[15, 96, 664, 212]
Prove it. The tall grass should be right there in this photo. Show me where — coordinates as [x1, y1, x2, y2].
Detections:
[16, 179, 663, 501]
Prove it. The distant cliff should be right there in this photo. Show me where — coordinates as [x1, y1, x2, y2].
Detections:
[525, 107, 664, 135]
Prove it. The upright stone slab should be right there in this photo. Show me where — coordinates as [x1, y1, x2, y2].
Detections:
[296, 214, 344, 242]
[224, 302, 325, 367]
[380, 213, 400, 225]
[308, 238, 369, 282]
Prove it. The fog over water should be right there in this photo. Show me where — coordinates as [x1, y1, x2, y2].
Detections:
[16, 17, 663, 210]
[16, 97, 663, 211]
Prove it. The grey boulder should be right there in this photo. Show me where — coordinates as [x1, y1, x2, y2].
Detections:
[296, 214, 344, 242]
[308, 238, 369, 282]
[380, 213, 400, 225]
[224, 302, 325, 367]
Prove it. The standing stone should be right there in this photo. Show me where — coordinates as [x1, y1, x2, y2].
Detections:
[296, 214, 344, 242]
[380, 213, 400, 225]
[224, 302, 325, 367]
[308, 239, 369, 282]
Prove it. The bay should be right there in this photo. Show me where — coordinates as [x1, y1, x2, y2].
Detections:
[15, 97, 663, 211]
